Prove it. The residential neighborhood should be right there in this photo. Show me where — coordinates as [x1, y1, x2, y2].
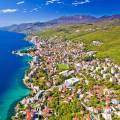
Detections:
[12, 35, 120, 120]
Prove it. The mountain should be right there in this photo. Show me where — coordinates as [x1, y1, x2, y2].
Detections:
[1, 15, 98, 33]
[0, 22, 57, 33]
[1, 14, 120, 33]
[49, 15, 97, 24]
[99, 14, 120, 20]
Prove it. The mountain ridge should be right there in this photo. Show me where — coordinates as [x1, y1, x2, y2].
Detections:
[1, 14, 120, 33]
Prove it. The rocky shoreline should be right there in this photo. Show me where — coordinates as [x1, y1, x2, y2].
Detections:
[11, 36, 37, 119]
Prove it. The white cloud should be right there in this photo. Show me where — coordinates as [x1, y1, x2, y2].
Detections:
[23, 9, 27, 13]
[16, 1, 24, 5]
[32, 8, 39, 11]
[0, 9, 17, 13]
[30, 7, 41, 12]
[24, 6, 41, 13]
[72, 0, 90, 6]
[45, 0, 62, 5]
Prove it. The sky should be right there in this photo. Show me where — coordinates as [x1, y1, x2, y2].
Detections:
[0, 0, 120, 26]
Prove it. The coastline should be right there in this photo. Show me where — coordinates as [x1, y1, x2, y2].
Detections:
[10, 35, 37, 119]
[6, 64, 31, 120]
[0, 31, 35, 120]
[7, 63, 33, 120]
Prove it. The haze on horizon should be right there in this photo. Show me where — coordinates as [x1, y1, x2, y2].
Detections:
[0, 0, 120, 27]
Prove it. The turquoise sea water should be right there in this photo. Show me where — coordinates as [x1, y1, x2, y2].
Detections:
[0, 31, 32, 120]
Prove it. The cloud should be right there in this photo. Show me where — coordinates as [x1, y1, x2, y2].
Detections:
[45, 0, 62, 5]
[30, 7, 41, 12]
[72, 0, 90, 6]
[0, 9, 17, 13]
[33, 8, 39, 11]
[23, 9, 27, 13]
[30, 8, 38, 12]
[16, 1, 24, 5]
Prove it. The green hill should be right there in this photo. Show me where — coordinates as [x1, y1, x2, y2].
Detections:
[36, 19, 120, 64]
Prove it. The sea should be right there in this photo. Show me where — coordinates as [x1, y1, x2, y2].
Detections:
[0, 30, 32, 120]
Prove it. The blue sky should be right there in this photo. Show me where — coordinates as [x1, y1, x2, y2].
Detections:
[0, 0, 120, 26]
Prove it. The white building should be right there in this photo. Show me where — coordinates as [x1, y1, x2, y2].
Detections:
[64, 78, 80, 87]
[33, 56, 39, 63]
[59, 70, 74, 77]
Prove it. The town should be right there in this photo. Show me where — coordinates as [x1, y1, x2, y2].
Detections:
[12, 35, 120, 120]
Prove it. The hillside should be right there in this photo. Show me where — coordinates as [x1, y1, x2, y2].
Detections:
[36, 18, 120, 64]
